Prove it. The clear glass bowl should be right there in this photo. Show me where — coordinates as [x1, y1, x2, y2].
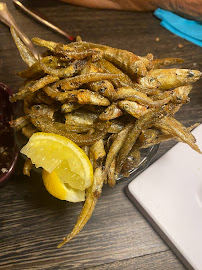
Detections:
[117, 144, 159, 181]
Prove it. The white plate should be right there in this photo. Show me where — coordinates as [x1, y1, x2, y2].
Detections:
[126, 124, 202, 270]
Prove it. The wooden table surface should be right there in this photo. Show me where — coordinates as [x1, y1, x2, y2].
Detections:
[0, 1, 202, 269]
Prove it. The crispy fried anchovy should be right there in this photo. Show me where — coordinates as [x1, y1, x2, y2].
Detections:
[55, 43, 99, 60]
[89, 80, 117, 100]
[118, 100, 148, 119]
[53, 73, 119, 91]
[64, 124, 93, 133]
[91, 139, 106, 161]
[9, 116, 30, 131]
[80, 62, 118, 99]
[11, 75, 59, 102]
[77, 41, 152, 77]
[96, 58, 134, 87]
[61, 102, 82, 113]
[99, 103, 122, 120]
[44, 86, 111, 105]
[139, 88, 162, 96]
[39, 59, 87, 77]
[23, 158, 33, 176]
[77, 90, 110, 106]
[107, 121, 125, 133]
[114, 87, 171, 107]
[36, 91, 55, 105]
[151, 90, 172, 101]
[139, 69, 202, 90]
[152, 88, 190, 105]
[102, 48, 148, 77]
[29, 104, 57, 120]
[29, 109, 111, 146]
[43, 86, 88, 102]
[29, 76, 59, 92]
[152, 58, 184, 69]
[157, 117, 202, 153]
[117, 92, 200, 153]
[65, 110, 98, 126]
[11, 27, 37, 66]
[140, 123, 200, 149]
[90, 139, 106, 170]
[58, 166, 103, 247]
[107, 159, 116, 187]
[118, 95, 200, 153]
[17, 56, 61, 78]
[104, 123, 133, 177]
[115, 108, 167, 176]
[32, 37, 59, 51]
[171, 85, 192, 104]
[80, 60, 102, 74]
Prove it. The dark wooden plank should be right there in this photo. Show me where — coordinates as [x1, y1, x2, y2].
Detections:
[86, 250, 186, 270]
[0, 0, 202, 269]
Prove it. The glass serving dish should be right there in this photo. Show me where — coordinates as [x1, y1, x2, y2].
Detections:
[117, 144, 159, 181]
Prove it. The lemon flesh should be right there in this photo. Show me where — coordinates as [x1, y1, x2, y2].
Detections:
[21, 132, 93, 192]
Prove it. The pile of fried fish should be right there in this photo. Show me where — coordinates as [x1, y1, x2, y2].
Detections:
[10, 28, 201, 247]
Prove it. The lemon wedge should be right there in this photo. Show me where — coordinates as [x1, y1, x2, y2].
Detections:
[21, 132, 93, 201]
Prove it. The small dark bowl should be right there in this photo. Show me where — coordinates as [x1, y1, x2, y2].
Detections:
[0, 83, 19, 185]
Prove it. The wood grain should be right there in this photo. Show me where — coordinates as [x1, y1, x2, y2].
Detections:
[0, 0, 201, 269]
[87, 250, 186, 270]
